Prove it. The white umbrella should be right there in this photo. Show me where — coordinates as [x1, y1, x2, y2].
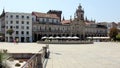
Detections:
[67, 36, 73, 39]
[42, 36, 48, 39]
[55, 36, 60, 39]
[72, 36, 79, 39]
[49, 36, 54, 39]
[61, 36, 67, 39]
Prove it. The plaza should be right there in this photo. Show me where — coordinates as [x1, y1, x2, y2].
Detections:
[46, 42, 120, 68]
[1, 42, 120, 68]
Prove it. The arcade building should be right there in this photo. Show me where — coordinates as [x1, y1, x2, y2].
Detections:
[32, 4, 107, 41]
[0, 4, 107, 42]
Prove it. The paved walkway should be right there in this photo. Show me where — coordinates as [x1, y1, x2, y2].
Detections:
[46, 42, 120, 68]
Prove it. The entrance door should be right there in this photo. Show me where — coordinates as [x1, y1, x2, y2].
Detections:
[21, 37, 24, 42]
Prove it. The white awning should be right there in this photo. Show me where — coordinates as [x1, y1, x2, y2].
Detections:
[41, 36, 48, 39]
[72, 36, 79, 39]
[49, 36, 54, 39]
[61, 36, 67, 39]
[87, 37, 110, 39]
[67, 36, 73, 39]
[55, 36, 60, 39]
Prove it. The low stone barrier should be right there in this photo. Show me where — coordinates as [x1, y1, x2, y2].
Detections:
[38, 40, 93, 44]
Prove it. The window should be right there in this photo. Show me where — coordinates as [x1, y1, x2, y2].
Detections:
[26, 31, 29, 35]
[10, 26, 13, 29]
[46, 18, 49, 22]
[16, 31, 19, 34]
[21, 16, 24, 19]
[57, 20, 60, 23]
[16, 26, 19, 29]
[49, 27, 51, 31]
[26, 26, 29, 29]
[42, 19, 45, 22]
[16, 21, 19, 24]
[6, 26, 8, 29]
[52, 19, 54, 23]
[40, 27, 41, 30]
[56, 20, 58, 23]
[39, 18, 42, 22]
[10, 21, 13, 24]
[22, 21, 24, 24]
[6, 15, 8, 18]
[16, 15, 19, 19]
[21, 31, 24, 34]
[44, 18, 46, 22]
[26, 37, 29, 42]
[10, 15, 13, 18]
[32, 18, 34, 21]
[45, 27, 47, 30]
[54, 19, 56, 23]
[21, 26, 24, 29]
[27, 21, 29, 24]
[27, 16, 29, 19]
[6, 37, 8, 41]
[49, 19, 52, 22]
[58, 28, 60, 31]
[33, 26, 36, 30]
[6, 21, 8, 24]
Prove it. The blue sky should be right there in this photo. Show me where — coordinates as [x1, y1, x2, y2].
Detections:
[0, 0, 120, 22]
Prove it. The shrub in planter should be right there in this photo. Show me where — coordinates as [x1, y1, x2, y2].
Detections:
[15, 63, 21, 67]
[116, 34, 120, 41]
[9, 58, 14, 61]
[19, 60, 23, 63]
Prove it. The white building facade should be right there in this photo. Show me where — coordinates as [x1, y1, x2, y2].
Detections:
[0, 4, 108, 42]
[5, 12, 32, 42]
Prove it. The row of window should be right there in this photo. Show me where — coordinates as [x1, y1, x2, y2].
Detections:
[16, 31, 29, 35]
[37, 18, 59, 23]
[6, 26, 29, 29]
[5, 37, 30, 42]
[6, 21, 30, 24]
[33, 26, 70, 31]
[86, 30, 107, 33]
[6, 31, 29, 35]
[6, 15, 30, 19]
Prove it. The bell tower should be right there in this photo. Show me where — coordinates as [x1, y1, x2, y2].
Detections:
[76, 4, 84, 21]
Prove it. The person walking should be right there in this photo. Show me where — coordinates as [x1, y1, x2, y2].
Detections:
[13, 39, 16, 45]
[16, 38, 19, 44]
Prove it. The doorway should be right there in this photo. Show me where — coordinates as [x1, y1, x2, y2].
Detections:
[21, 37, 24, 42]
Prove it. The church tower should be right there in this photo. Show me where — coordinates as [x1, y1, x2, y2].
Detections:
[0, 9, 5, 18]
[76, 4, 84, 21]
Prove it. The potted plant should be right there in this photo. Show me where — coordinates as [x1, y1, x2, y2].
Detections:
[15, 63, 21, 67]
[6, 29, 14, 42]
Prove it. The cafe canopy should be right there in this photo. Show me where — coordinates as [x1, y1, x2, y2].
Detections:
[41, 36, 79, 39]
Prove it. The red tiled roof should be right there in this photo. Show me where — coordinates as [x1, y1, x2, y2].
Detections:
[32, 12, 59, 19]
[61, 20, 71, 24]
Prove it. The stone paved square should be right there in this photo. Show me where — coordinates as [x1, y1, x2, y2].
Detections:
[46, 42, 120, 68]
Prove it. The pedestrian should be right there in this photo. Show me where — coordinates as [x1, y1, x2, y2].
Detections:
[16, 38, 19, 44]
[14, 39, 16, 44]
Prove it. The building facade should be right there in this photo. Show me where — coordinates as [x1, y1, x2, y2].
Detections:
[85, 23, 107, 37]
[32, 4, 107, 41]
[0, 12, 32, 42]
[98, 22, 120, 35]
[0, 10, 5, 41]
[0, 4, 108, 42]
